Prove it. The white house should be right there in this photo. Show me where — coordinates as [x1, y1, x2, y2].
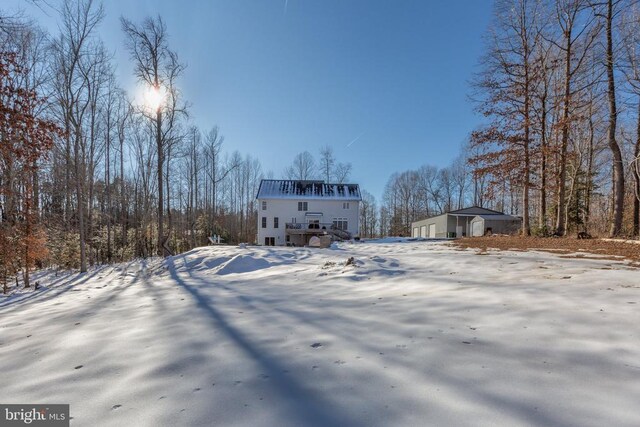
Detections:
[256, 179, 362, 246]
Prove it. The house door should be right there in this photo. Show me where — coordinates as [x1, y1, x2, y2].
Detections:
[456, 225, 463, 238]
[428, 224, 436, 238]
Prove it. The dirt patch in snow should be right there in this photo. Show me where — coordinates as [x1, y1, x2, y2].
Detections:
[453, 236, 640, 264]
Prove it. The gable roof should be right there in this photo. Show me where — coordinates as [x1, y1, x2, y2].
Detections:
[256, 179, 362, 201]
[411, 206, 507, 225]
[447, 206, 505, 216]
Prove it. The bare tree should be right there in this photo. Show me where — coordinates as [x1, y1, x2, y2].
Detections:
[359, 190, 378, 238]
[121, 15, 187, 256]
[592, 0, 626, 236]
[470, 0, 546, 235]
[318, 145, 335, 182]
[621, 3, 640, 236]
[333, 162, 352, 184]
[284, 151, 316, 180]
[50, 0, 105, 272]
[551, 0, 600, 235]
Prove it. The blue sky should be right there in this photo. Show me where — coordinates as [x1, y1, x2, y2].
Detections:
[7, 0, 493, 200]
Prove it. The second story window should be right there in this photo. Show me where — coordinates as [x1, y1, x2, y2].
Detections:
[261, 200, 267, 210]
[298, 201, 308, 211]
[274, 217, 279, 228]
[343, 202, 350, 209]
[261, 217, 267, 228]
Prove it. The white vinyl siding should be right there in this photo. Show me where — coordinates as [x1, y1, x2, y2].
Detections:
[257, 199, 360, 245]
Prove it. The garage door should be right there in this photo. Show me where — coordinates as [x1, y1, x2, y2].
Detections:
[428, 224, 436, 238]
[472, 221, 484, 237]
[420, 225, 427, 238]
[413, 227, 419, 238]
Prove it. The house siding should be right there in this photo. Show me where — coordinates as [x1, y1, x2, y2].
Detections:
[411, 215, 448, 238]
[257, 198, 360, 246]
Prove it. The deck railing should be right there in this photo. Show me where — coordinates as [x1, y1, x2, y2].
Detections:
[285, 222, 342, 231]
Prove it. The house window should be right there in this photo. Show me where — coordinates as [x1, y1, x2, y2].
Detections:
[343, 202, 349, 209]
[298, 201, 308, 211]
[332, 218, 348, 231]
[274, 217, 279, 228]
[261, 200, 267, 210]
[261, 217, 267, 228]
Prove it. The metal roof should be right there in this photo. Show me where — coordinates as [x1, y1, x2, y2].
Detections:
[256, 179, 362, 201]
[447, 206, 505, 215]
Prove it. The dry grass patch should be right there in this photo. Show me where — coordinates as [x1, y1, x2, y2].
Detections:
[453, 236, 640, 264]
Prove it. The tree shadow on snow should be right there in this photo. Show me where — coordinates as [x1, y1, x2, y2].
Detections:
[165, 256, 366, 427]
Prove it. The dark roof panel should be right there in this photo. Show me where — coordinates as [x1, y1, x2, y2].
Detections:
[256, 179, 362, 201]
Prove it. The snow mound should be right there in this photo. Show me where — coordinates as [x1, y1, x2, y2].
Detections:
[214, 253, 273, 275]
[183, 255, 233, 271]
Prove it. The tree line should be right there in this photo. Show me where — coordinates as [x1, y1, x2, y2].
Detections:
[0, 1, 272, 291]
[283, 147, 353, 183]
[470, 0, 640, 237]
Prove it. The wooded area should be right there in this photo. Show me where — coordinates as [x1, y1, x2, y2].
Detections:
[380, 0, 640, 239]
[0, 1, 267, 290]
[470, 0, 640, 238]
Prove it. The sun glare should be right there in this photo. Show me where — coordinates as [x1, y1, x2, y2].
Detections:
[143, 85, 166, 112]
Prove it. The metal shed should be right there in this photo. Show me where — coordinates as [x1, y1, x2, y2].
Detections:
[411, 206, 508, 238]
[470, 214, 522, 237]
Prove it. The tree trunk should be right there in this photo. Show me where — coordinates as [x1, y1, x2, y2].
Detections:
[539, 75, 548, 233]
[106, 123, 112, 262]
[522, 43, 531, 236]
[633, 101, 640, 237]
[555, 31, 572, 236]
[74, 130, 87, 273]
[606, 0, 624, 237]
[156, 107, 165, 257]
[120, 132, 126, 257]
[585, 112, 595, 231]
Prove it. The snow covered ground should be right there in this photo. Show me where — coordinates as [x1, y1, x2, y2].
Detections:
[1, 240, 639, 426]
